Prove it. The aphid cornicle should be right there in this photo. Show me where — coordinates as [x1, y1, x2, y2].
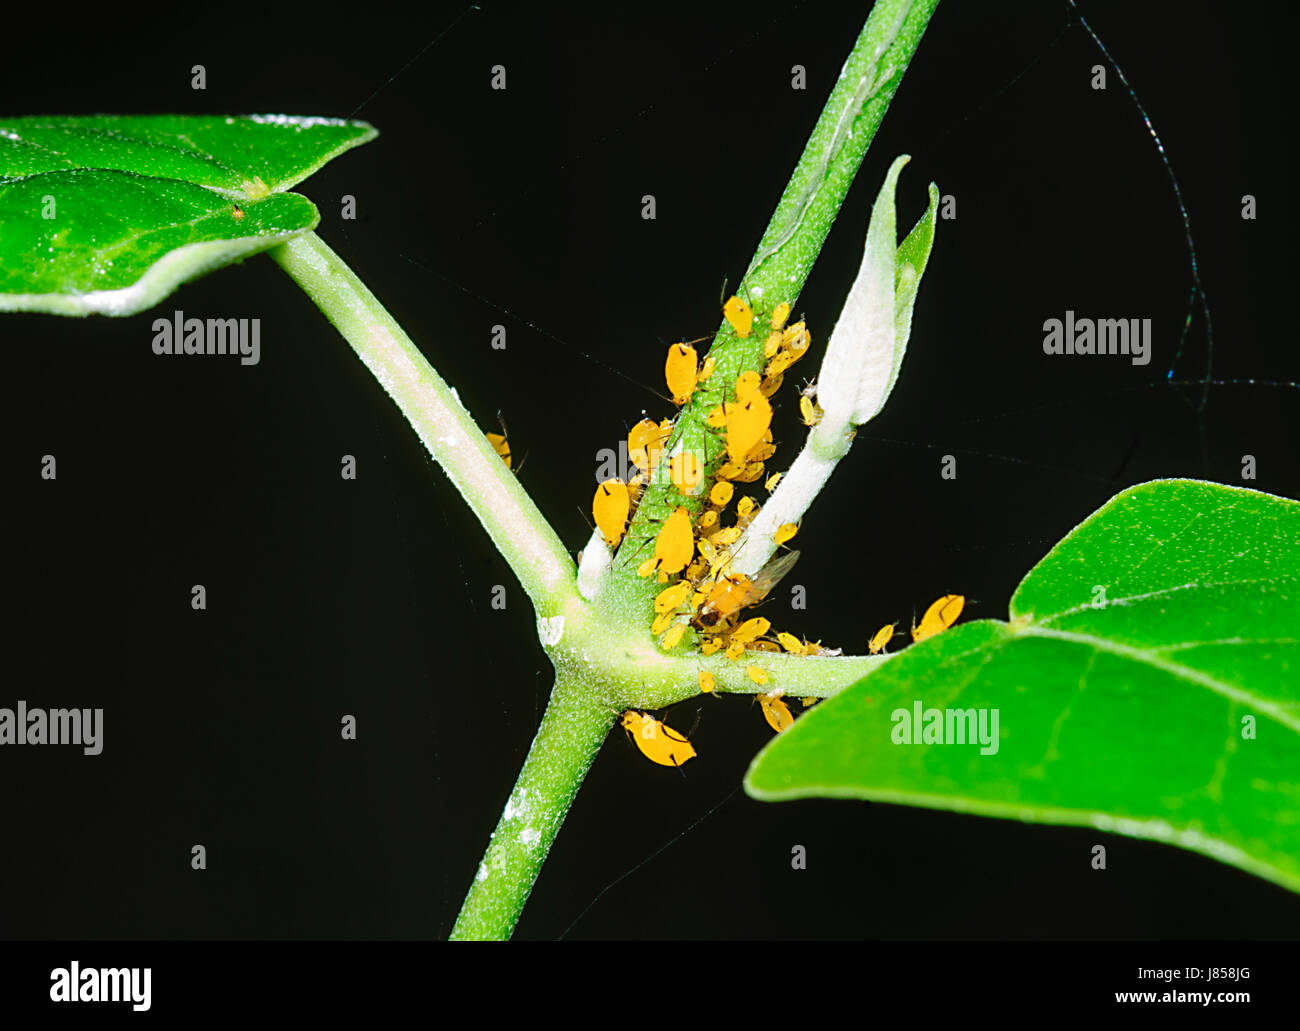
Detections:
[622, 711, 697, 767]
[911, 594, 965, 643]
[592, 478, 630, 547]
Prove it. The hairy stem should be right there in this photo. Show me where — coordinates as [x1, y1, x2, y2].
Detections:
[450, 677, 616, 940]
[270, 231, 578, 615]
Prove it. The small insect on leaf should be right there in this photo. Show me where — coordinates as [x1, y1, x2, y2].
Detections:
[777, 631, 804, 655]
[642, 506, 695, 577]
[593, 478, 631, 547]
[775, 522, 799, 546]
[868, 622, 896, 654]
[747, 665, 770, 686]
[661, 622, 687, 650]
[911, 594, 965, 643]
[799, 394, 824, 427]
[655, 580, 693, 615]
[765, 472, 783, 492]
[665, 342, 699, 406]
[622, 711, 697, 767]
[723, 295, 754, 338]
[670, 450, 704, 494]
[770, 301, 791, 330]
[696, 509, 720, 534]
[726, 394, 773, 463]
[698, 354, 717, 382]
[231, 205, 245, 221]
[699, 671, 716, 694]
[734, 370, 762, 402]
[485, 431, 511, 470]
[242, 174, 270, 200]
[758, 691, 793, 732]
[732, 617, 771, 644]
[709, 481, 734, 508]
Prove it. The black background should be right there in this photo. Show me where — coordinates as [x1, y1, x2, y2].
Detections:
[4, 0, 1298, 942]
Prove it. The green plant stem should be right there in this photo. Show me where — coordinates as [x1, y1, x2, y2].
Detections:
[450, 676, 616, 940]
[269, 231, 578, 615]
[618, 0, 940, 588]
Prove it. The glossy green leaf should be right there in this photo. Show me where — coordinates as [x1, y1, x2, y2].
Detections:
[0, 115, 376, 315]
[747, 479, 1300, 893]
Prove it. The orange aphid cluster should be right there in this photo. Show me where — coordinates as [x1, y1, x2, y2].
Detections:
[586, 297, 969, 762]
[633, 299, 828, 709]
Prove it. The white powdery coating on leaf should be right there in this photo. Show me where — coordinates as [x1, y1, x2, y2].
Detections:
[538, 615, 565, 646]
[476, 863, 489, 883]
[519, 827, 542, 847]
[246, 114, 354, 128]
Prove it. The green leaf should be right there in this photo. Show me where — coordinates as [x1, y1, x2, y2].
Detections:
[0, 115, 376, 315]
[747, 479, 1300, 894]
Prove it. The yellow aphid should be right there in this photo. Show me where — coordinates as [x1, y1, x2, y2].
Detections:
[695, 510, 720, 534]
[726, 639, 747, 661]
[801, 698, 818, 707]
[734, 370, 762, 401]
[485, 431, 511, 470]
[765, 472, 783, 492]
[732, 617, 771, 644]
[628, 418, 669, 472]
[726, 394, 773, 463]
[715, 460, 746, 482]
[799, 394, 824, 427]
[592, 478, 630, 547]
[709, 481, 735, 508]
[711, 526, 742, 548]
[758, 691, 793, 732]
[911, 594, 966, 643]
[665, 342, 699, 406]
[777, 631, 804, 655]
[737, 496, 759, 522]
[648, 507, 695, 576]
[735, 461, 766, 483]
[685, 560, 707, 581]
[231, 205, 245, 221]
[747, 666, 770, 687]
[655, 581, 693, 615]
[770, 302, 791, 330]
[707, 405, 728, 429]
[638, 557, 657, 577]
[781, 321, 810, 354]
[724, 295, 754, 337]
[750, 640, 781, 652]
[699, 671, 716, 694]
[775, 522, 799, 546]
[764, 331, 783, 359]
[760, 372, 784, 398]
[700, 638, 723, 656]
[868, 622, 896, 654]
[765, 349, 799, 378]
[622, 711, 696, 767]
[697, 537, 733, 579]
[698, 354, 717, 382]
[651, 611, 676, 635]
[661, 622, 687, 650]
[670, 450, 704, 494]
